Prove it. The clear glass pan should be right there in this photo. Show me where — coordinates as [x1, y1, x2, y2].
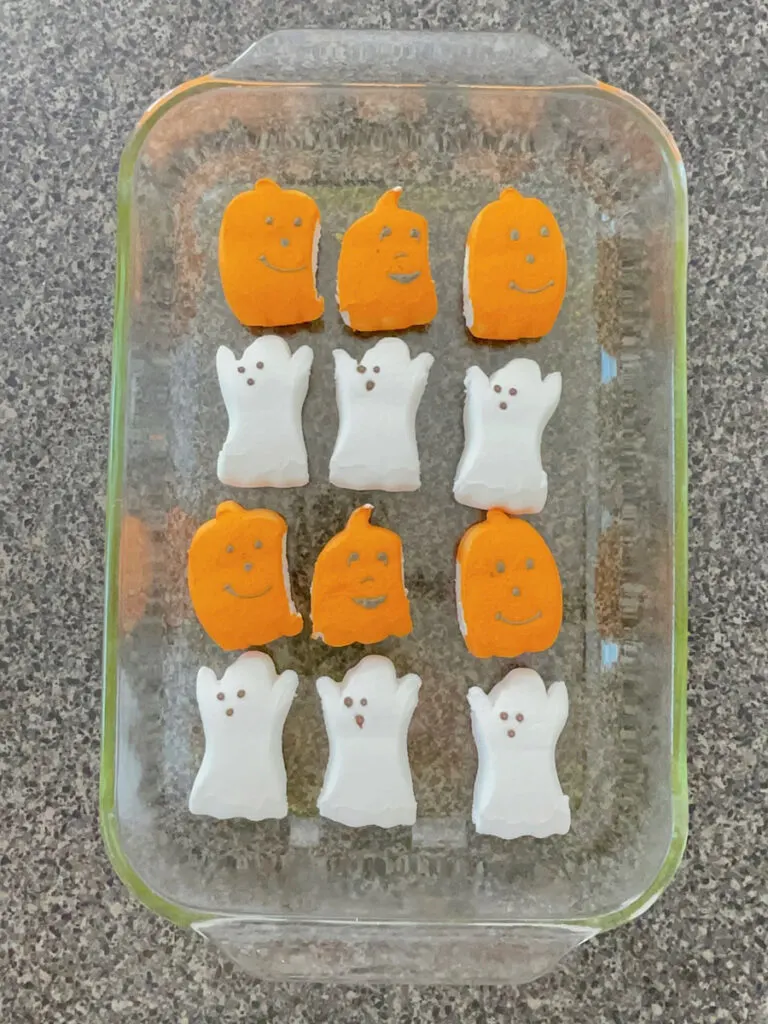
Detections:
[101, 29, 688, 985]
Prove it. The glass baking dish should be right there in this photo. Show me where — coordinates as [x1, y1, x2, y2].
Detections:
[101, 29, 688, 985]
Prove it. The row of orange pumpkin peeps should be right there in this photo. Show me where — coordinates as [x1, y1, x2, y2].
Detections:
[187, 502, 563, 660]
[219, 180, 568, 340]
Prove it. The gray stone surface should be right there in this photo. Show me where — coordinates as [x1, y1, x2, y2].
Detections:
[1, 2, 766, 1022]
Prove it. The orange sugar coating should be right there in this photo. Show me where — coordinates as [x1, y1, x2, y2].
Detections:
[337, 187, 438, 333]
[311, 505, 413, 647]
[218, 178, 324, 328]
[457, 509, 562, 658]
[465, 187, 567, 341]
[187, 501, 303, 651]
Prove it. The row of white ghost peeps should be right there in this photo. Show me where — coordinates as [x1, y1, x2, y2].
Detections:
[189, 651, 571, 840]
[216, 334, 561, 513]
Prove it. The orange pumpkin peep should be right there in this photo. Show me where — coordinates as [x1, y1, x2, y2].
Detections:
[464, 188, 567, 341]
[187, 501, 303, 651]
[457, 509, 562, 658]
[337, 188, 437, 333]
[218, 178, 324, 328]
[311, 505, 413, 647]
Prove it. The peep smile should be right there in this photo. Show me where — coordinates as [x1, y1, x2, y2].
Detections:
[259, 254, 307, 274]
[388, 271, 421, 284]
[508, 280, 554, 295]
[352, 595, 388, 609]
[224, 584, 273, 599]
[494, 610, 543, 626]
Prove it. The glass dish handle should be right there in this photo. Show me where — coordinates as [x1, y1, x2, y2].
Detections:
[215, 29, 596, 88]
[194, 917, 597, 984]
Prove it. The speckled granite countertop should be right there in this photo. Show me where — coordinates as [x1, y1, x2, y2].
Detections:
[2, 1, 766, 1020]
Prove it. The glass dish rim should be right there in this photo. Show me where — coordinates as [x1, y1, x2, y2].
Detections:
[100, 73, 689, 934]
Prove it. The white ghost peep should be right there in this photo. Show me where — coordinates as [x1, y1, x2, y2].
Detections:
[468, 668, 570, 840]
[453, 358, 561, 514]
[329, 337, 434, 491]
[189, 651, 298, 821]
[216, 334, 313, 488]
[316, 655, 421, 828]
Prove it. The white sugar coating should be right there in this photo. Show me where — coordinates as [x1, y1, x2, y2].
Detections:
[462, 244, 474, 329]
[453, 358, 561, 514]
[312, 220, 321, 286]
[455, 558, 467, 637]
[468, 668, 570, 841]
[216, 334, 313, 488]
[329, 337, 434, 492]
[189, 651, 298, 822]
[316, 655, 421, 828]
[281, 531, 298, 618]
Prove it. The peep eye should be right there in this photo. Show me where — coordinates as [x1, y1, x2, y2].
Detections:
[265, 216, 273, 225]
[360, 698, 368, 707]
[379, 226, 392, 240]
[377, 552, 389, 566]
[510, 229, 520, 241]
[496, 560, 506, 573]
[526, 558, 535, 570]
[410, 227, 420, 240]
[344, 697, 353, 708]
[347, 552, 360, 566]
[540, 225, 549, 237]
[294, 217, 303, 227]
[254, 540, 263, 550]
[226, 545, 234, 554]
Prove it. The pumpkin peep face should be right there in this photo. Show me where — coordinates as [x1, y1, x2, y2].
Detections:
[457, 509, 562, 658]
[311, 505, 413, 647]
[464, 188, 567, 341]
[187, 501, 303, 651]
[337, 188, 438, 333]
[219, 178, 324, 328]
